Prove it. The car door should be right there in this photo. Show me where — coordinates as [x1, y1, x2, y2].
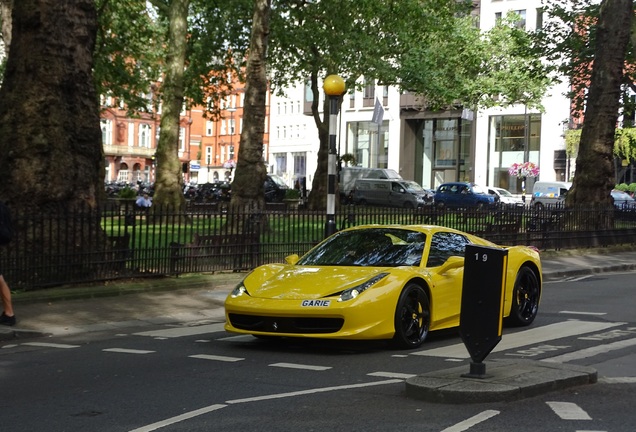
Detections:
[426, 231, 471, 328]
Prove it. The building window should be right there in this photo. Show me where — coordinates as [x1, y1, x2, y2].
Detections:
[118, 163, 129, 182]
[535, 8, 544, 29]
[293, 152, 306, 179]
[139, 124, 151, 148]
[205, 146, 213, 166]
[179, 127, 185, 152]
[346, 121, 388, 169]
[206, 121, 213, 136]
[488, 113, 542, 192]
[274, 153, 287, 176]
[101, 119, 113, 145]
[514, 10, 526, 29]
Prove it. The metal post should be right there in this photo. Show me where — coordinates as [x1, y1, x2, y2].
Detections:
[326, 95, 339, 237]
[323, 75, 345, 238]
[522, 104, 529, 202]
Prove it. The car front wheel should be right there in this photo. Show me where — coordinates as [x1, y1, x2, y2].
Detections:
[506, 266, 540, 326]
[392, 283, 430, 349]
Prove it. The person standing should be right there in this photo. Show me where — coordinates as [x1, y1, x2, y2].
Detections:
[0, 200, 15, 326]
[0, 275, 15, 326]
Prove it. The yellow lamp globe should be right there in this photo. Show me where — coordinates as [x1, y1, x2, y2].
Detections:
[323, 74, 345, 96]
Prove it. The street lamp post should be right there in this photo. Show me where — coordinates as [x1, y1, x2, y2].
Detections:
[323, 74, 345, 238]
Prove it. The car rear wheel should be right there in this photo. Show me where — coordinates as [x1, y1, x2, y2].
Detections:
[392, 283, 430, 349]
[506, 266, 540, 326]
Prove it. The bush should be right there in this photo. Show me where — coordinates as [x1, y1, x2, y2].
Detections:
[616, 183, 629, 192]
[629, 183, 636, 194]
[118, 186, 137, 199]
[285, 188, 300, 199]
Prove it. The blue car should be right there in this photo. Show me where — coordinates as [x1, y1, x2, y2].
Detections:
[434, 182, 497, 210]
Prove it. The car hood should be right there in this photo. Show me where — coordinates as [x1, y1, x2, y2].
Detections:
[244, 265, 389, 300]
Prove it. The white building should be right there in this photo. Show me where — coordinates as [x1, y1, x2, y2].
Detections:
[268, 1, 573, 195]
[268, 81, 320, 190]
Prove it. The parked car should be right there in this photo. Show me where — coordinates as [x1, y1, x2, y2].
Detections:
[434, 182, 496, 210]
[340, 167, 402, 203]
[264, 174, 289, 202]
[611, 189, 636, 209]
[224, 224, 542, 349]
[353, 179, 434, 208]
[530, 181, 572, 209]
[487, 187, 524, 207]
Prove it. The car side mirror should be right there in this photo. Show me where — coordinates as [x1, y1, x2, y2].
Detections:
[438, 256, 464, 273]
[285, 254, 300, 265]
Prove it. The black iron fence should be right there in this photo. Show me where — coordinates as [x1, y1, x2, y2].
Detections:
[2, 201, 636, 291]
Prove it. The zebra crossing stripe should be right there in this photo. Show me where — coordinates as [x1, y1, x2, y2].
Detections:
[189, 354, 243, 362]
[133, 323, 226, 338]
[542, 337, 636, 363]
[411, 320, 624, 358]
[546, 401, 592, 420]
[103, 348, 155, 354]
[269, 362, 331, 371]
[22, 342, 80, 349]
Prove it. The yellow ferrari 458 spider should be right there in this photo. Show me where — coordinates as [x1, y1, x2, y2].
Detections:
[224, 224, 542, 349]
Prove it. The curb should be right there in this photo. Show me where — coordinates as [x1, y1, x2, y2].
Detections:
[405, 359, 598, 404]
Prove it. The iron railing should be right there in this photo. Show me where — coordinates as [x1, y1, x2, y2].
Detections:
[1, 201, 636, 291]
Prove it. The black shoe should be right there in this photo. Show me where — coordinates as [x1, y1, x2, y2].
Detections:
[0, 313, 16, 326]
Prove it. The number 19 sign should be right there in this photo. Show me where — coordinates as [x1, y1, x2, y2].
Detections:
[459, 244, 508, 377]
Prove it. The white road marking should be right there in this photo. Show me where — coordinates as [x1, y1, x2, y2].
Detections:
[224, 379, 402, 404]
[269, 362, 331, 371]
[546, 401, 592, 420]
[103, 348, 154, 354]
[189, 354, 243, 362]
[599, 377, 636, 384]
[21, 342, 80, 349]
[130, 378, 404, 431]
[411, 321, 624, 359]
[542, 337, 636, 363]
[559, 311, 607, 316]
[440, 410, 500, 432]
[563, 275, 593, 282]
[133, 323, 226, 338]
[129, 404, 228, 432]
[367, 371, 416, 379]
[217, 335, 254, 342]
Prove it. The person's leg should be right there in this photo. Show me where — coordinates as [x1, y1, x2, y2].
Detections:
[0, 274, 16, 325]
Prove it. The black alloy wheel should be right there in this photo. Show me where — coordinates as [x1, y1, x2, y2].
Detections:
[392, 283, 430, 349]
[506, 266, 541, 326]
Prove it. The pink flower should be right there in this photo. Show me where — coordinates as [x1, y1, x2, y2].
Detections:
[508, 162, 539, 178]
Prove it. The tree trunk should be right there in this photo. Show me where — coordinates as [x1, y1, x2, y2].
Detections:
[0, 0, 101, 211]
[0, 0, 103, 285]
[152, 0, 189, 209]
[307, 70, 333, 211]
[567, 0, 633, 221]
[230, 0, 271, 213]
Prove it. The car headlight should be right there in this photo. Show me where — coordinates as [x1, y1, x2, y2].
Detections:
[230, 282, 250, 298]
[338, 273, 389, 302]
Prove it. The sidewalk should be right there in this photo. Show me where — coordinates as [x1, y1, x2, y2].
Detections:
[2, 246, 635, 404]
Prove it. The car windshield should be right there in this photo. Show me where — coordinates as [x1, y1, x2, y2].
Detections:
[496, 188, 513, 197]
[269, 175, 287, 187]
[403, 181, 425, 192]
[297, 228, 426, 267]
